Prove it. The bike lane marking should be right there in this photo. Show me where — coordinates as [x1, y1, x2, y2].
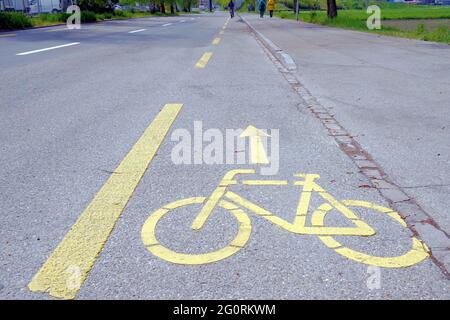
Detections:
[240, 125, 270, 164]
[195, 52, 213, 69]
[141, 171, 429, 268]
[28, 103, 183, 299]
[222, 19, 229, 30]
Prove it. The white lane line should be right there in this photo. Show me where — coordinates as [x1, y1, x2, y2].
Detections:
[162, 23, 173, 27]
[45, 28, 68, 33]
[179, 20, 186, 23]
[128, 28, 146, 34]
[16, 42, 80, 56]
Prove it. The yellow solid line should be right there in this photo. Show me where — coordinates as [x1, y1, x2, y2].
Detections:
[28, 103, 183, 299]
[195, 52, 213, 69]
[212, 37, 221, 45]
[0, 33, 16, 37]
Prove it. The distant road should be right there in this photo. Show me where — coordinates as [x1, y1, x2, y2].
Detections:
[0, 12, 448, 300]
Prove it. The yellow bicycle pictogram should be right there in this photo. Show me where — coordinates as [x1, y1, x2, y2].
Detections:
[141, 169, 429, 268]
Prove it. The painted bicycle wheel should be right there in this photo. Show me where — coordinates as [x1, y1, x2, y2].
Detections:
[141, 197, 252, 265]
[312, 200, 429, 268]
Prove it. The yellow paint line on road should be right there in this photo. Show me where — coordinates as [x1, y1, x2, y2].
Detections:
[195, 52, 213, 69]
[28, 103, 183, 299]
[212, 37, 221, 45]
[0, 33, 16, 37]
[219, 30, 224, 35]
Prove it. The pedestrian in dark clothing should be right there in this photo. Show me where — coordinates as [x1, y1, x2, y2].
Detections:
[228, 0, 235, 18]
[258, 0, 266, 18]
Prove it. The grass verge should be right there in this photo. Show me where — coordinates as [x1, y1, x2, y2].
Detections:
[275, 7, 450, 44]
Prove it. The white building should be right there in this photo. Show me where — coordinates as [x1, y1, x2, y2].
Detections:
[0, 0, 30, 12]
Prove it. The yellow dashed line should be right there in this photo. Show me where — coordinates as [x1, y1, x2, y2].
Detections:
[195, 52, 213, 69]
[212, 37, 221, 45]
[28, 103, 183, 299]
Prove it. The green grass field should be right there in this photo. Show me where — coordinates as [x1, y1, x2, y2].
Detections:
[274, 5, 450, 44]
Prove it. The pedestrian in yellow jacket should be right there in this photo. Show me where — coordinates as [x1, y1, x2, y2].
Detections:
[268, 0, 275, 18]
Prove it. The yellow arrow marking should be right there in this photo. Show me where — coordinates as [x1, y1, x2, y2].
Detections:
[28, 103, 183, 299]
[240, 125, 270, 164]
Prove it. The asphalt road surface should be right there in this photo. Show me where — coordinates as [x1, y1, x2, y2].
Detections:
[0, 12, 449, 300]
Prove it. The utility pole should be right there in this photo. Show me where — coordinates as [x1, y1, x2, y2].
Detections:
[209, 0, 212, 12]
[295, 0, 299, 21]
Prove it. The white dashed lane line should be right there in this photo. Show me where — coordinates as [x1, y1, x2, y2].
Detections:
[16, 42, 80, 56]
[128, 29, 146, 34]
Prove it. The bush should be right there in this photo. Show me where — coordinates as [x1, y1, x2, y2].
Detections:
[283, 0, 324, 10]
[113, 9, 125, 16]
[77, 0, 111, 13]
[424, 25, 450, 44]
[37, 13, 71, 23]
[81, 11, 97, 22]
[416, 23, 427, 34]
[0, 12, 32, 30]
[113, 10, 131, 18]
[95, 13, 105, 20]
[309, 11, 319, 22]
[340, 0, 363, 10]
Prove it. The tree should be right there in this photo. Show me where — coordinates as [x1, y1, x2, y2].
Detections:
[76, 0, 110, 12]
[327, 0, 337, 19]
[61, 0, 72, 11]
